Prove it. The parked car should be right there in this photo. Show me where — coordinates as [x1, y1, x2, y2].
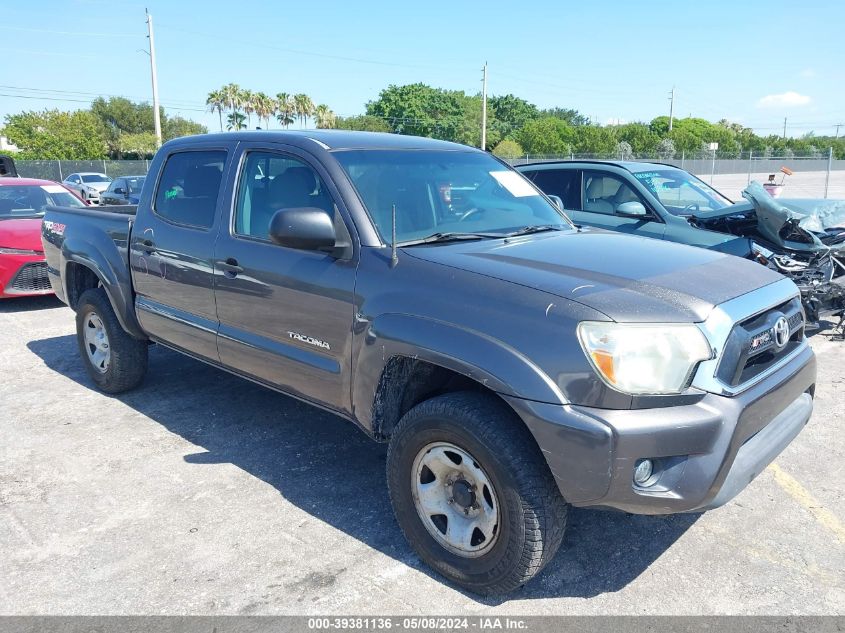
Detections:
[516, 160, 845, 329]
[42, 131, 815, 594]
[62, 172, 112, 204]
[100, 175, 146, 206]
[0, 177, 85, 298]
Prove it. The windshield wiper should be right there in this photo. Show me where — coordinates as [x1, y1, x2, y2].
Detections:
[505, 225, 565, 237]
[398, 231, 506, 247]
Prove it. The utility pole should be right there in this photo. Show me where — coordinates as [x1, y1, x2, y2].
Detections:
[146, 9, 162, 147]
[480, 62, 488, 151]
[668, 86, 675, 132]
[782, 117, 787, 140]
[835, 123, 843, 140]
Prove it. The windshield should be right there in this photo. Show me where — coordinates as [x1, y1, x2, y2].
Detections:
[81, 174, 111, 183]
[0, 184, 85, 216]
[334, 150, 570, 244]
[632, 169, 732, 215]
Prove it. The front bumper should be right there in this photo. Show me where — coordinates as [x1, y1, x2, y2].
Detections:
[0, 254, 53, 298]
[509, 344, 816, 514]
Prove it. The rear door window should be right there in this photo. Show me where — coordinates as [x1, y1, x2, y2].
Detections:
[523, 169, 581, 209]
[153, 150, 226, 228]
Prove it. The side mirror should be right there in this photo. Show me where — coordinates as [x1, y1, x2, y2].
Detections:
[269, 207, 336, 252]
[547, 194, 564, 211]
[616, 201, 648, 218]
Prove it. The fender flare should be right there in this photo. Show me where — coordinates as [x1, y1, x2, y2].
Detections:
[61, 235, 146, 340]
[352, 313, 566, 430]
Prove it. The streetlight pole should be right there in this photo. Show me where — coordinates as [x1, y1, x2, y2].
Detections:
[481, 62, 488, 151]
[146, 9, 162, 147]
[668, 86, 675, 132]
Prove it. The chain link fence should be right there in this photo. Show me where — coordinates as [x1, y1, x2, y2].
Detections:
[14, 159, 150, 182]
[11, 153, 844, 198]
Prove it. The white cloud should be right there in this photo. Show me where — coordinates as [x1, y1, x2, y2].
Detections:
[757, 91, 812, 108]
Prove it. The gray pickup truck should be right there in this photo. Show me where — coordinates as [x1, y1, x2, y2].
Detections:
[42, 131, 816, 595]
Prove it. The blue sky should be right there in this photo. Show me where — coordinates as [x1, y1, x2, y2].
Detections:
[2, 0, 843, 137]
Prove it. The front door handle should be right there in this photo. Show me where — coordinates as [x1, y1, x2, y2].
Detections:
[218, 257, 244, 277]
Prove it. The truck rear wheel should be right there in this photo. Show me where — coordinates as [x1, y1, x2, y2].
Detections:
[75, 288, 148, 394]
[386, 391, 568, 595]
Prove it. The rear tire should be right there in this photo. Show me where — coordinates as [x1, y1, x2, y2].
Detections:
[386, 391, 568, 595]
[76, 287, 148, 393]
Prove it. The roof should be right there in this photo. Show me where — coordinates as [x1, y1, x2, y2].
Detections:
[0, 177, 64, 187]
[519, 159, 684, 173]
[70, 172, 109, 177]
[166, 130, 478, 152]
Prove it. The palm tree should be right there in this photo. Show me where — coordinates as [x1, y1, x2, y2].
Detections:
[253, 92, 274, 129]
[275, 93, 295, 128]
[293, 93, 314, 128]
[206, 89, 225, 132]
[221, 83, 243, 131]
[314, 104, 336, 129]
[226, 111, 246, 131]
[240, 89, 255, 129]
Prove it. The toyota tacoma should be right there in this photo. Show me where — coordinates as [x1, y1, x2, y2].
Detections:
[42, 131, 816, 594]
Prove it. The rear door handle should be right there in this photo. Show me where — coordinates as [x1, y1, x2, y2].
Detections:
[218, 258, 244, 277]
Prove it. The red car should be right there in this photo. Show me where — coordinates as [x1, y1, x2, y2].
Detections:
[0, 177, 86, 298]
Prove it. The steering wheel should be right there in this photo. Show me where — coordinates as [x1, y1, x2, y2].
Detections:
[682, 203, 700, 215]
[458, 207, 483, 222]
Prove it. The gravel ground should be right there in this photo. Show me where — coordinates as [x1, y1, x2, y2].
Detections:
[703, 170, 845, 201]
[1, 296, 843, 615]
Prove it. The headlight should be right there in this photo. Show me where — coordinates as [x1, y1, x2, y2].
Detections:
[0, 247, 42, 255]
[577, 322, 712, 395]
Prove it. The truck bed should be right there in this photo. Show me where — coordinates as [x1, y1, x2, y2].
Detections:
[41, 203, 144, 338]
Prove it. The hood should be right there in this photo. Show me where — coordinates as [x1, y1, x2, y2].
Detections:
[84, 182, 111, 193]
[403, 228, 784, 323]
[0, 217, 44, 251]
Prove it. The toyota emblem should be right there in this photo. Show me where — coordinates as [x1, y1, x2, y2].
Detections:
[773, 316, 790, 349]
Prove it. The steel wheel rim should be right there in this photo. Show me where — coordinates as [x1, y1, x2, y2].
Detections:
[83, 312, 110, 374]
[411, 441, 500, 558]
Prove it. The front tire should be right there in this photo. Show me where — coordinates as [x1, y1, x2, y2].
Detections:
[76, 288, 148, 393]
[386, 392, 568, 595]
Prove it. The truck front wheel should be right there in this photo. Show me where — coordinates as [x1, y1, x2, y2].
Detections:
[75, 288, 148, 394]
[386, 392, 568, 595]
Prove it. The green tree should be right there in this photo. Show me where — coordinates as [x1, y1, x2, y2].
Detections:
[613, 123, 660, 154]
[226, 111, 246, 131]
[334, 115, 391, 132]
[366, 83, 465, 139]
[516, 117, 574, 155]
[492, 139, 524, 159]
[3, 109, 107, 159]
[206, 89, 226, 132]
[164, 116, 207, 140]
[488, 94, 538, 140]
[293, 94, 314, 128]
[275, 93, 295, 128]
[540, 107, 588, 126]
[571, 125, 617, 155]
[252, 92, 275, 129]
[116, 132, 158, 158]
[314, 104, 336, 129]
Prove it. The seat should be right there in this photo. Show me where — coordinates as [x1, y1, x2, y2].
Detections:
[166, 165, 222, 226]
[584, 177, 614, 214]
[251, 166, 319, 238]
[372, 171, 435, 239]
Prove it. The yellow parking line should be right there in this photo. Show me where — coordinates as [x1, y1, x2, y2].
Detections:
[768, 463, 845, 544]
